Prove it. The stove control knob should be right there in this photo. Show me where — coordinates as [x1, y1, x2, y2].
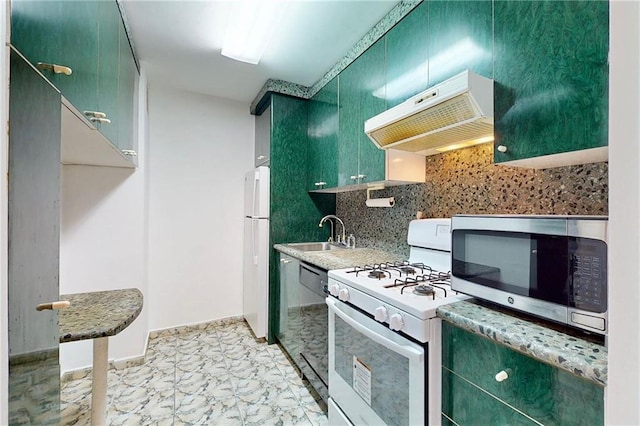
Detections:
[338, 288, 350, 302]
[374, 306, 388, 322]
[389, 313, 405, 331]
[329, 284, 340, 297]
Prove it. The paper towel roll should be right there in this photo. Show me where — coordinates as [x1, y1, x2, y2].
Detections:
[365, 197, 395, 208]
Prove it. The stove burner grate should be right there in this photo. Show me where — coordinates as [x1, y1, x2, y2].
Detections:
[413, 284, 436, 298]
[368, 270, 388, 280]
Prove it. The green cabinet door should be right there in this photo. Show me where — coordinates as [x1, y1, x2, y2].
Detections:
[427, 0, 492, 88]
[493, 0, 609, 163]
[385, 0, 429, 109]
[338, 39, 386, 186]
[356, 39, 386, 184]
[442, 322, 605, 426]
[277, 253, 301, 365]
[117, 20, 138, 152]
[337, 64, 360, 187]
[11, 0, 99, 114]
[96, 0, 121, 145]
[56, 1, 99, 116]
[308, 76, 338, 190]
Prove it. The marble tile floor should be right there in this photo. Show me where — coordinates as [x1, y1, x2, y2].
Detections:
[61, 320, 328, 425]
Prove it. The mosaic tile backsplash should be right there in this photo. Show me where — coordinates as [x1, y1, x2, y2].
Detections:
[336, 144, 608, 257]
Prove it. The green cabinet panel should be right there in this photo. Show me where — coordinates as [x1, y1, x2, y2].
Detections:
[97, 0, 121, 145]
[8, 50, 61, 424]
[442, 322, 604, 425]
[267, 94, 334, 342]
[385, 0, 429, 108]
[118, 21, 137, 152]
[308, 76, 338, 190]
[277, 253, 301, 364]
[493, 0, 609, 162]
[427, 0, 493, 87]
[337, 39, 386, 186]
[442, 369, 538, 426]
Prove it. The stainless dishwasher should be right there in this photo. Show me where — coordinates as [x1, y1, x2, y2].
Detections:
[299, 262, 329, 403]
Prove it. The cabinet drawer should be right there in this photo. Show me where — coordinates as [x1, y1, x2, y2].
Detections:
[442, 368, 538, 426]
[442, 322, 604, 425]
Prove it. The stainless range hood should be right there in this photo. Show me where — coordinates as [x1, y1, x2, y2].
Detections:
[365, 70, 494, 156]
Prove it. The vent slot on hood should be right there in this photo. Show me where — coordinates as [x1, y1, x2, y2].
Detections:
[365, 70, 494, 155]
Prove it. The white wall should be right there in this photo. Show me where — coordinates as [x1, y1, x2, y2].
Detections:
[146, 85, 254, 330]
[607, 1, 640, 424]
[59, 67, 150, 373]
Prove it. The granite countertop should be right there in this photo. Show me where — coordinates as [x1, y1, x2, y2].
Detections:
[274, 243, 405, 270]
[59, 288, 143, 343]
[437, 300, 607, 386]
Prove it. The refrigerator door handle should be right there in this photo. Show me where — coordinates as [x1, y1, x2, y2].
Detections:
[252, 219, 258, 265]
[252, 170, 259, 217]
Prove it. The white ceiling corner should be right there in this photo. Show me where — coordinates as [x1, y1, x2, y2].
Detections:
[120, 0, 400, 105]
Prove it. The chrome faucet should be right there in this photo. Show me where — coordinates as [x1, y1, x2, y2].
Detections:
[319, 215, 346, 246]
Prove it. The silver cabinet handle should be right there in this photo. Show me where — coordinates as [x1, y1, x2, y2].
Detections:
[37, 62, 72, 76]
[36, 300, 70, 311]
[257, 155, 266, 160]
[122, 150, 137, 157]
[280, 259, 290, 264]
[497, 145, 508, 153]
[89, 117, 112, 124]
[84, 111, 107, 119]
[357, 174, 366, 179]
[350, 175, 357, 180]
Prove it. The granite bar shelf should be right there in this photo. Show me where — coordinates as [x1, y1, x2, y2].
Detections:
[59, 288, 143, 343]
[274, 243, 405, 270]
[59, 288, 143, 425]
[437, 300, 607, 386]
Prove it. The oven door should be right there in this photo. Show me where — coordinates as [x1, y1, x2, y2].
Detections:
[327, 297, 425, 426]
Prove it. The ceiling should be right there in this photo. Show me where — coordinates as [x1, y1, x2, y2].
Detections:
[120, 0, 400, 105]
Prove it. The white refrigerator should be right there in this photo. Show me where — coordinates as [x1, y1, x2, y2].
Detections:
[243, 166, 270, 339]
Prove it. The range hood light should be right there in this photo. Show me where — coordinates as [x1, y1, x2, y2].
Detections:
[435, 135, 495, 153]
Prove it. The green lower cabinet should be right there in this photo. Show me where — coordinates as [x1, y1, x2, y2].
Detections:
[442, 369, 538, 426]
[442, 322, 604, 425]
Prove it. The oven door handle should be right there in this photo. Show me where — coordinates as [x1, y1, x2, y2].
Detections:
[327, 298, 423, 362]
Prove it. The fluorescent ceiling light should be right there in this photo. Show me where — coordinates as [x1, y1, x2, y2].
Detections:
[221, 0, 284, 64]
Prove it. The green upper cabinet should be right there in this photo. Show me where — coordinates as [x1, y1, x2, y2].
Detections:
[385, 1, 429, 109]
[427, 0, 493, 87]
[337, 39, 386, 187]
[307, 77, 338, 191]
[11, 0, 99, 114]
[117, 21, 138, 152]
[493, 0, 609, 163]
[10, 0, 139, 159]
[96, 0, 121, 145]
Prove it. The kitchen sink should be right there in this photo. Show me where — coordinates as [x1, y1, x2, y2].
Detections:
[285, 242, 347, 252]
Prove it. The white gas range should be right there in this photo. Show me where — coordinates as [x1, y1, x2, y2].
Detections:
[326, 218, 469, 426]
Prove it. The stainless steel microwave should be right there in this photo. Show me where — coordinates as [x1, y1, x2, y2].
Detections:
[451, 215, 608, 335]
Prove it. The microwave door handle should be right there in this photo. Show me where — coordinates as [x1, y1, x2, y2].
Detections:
[327, 298, 423, 362]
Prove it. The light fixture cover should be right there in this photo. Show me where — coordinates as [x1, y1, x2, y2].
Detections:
[221, 0, 284, 64]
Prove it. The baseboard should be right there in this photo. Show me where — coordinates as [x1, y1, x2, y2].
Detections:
[61, 314, 246, 383]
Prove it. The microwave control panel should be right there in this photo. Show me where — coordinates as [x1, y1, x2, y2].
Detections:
[570, 239, 607, 313]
